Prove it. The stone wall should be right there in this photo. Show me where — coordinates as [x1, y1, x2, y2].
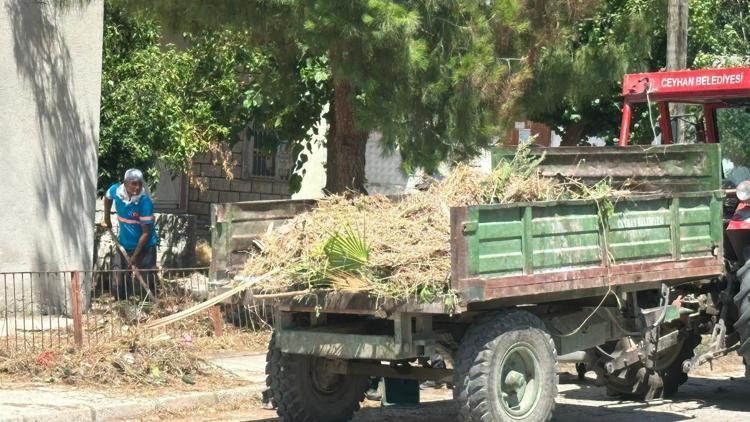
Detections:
[188, 142, 291, 239]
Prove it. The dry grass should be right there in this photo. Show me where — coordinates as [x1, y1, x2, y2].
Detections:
[0, 330, 224, 387]
[0, 327, 270, 389]
[242, 145, 628, 305]
[0, 268, 275, 389]
[0, 303, 272, 388]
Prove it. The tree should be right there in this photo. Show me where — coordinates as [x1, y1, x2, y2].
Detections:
[100, 6, 204, 190]
[691, 0, 750, 166]
[99, 2, 328, 192]
[515, 0, 667, 145]
[118, 1, 595, 193]
[516, 0, 750, 147]
[691, 0, 750, 68]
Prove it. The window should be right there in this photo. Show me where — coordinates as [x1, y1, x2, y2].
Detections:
[242, 128, 293, 180]
[247, 128, 276, 177]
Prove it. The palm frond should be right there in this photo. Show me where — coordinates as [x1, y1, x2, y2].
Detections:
[323, 225, 370, 270]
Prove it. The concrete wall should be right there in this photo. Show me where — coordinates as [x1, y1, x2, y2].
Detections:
[0, 0, 103, 274]
[289, 110, 411, 198]
[364, 133, 409, 195]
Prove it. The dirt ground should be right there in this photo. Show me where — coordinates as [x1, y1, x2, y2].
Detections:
[124, 354, 750, 422]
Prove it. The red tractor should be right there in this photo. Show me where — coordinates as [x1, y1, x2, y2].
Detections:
[620, 66, 750, 375]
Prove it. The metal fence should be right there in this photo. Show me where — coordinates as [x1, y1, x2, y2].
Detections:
[0, 268, 270, 355]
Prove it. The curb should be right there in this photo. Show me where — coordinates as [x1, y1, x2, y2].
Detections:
[1, 385, 262, 422]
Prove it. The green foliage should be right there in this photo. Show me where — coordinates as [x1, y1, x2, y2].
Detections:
[99, 2, 329, 193]
[518, 0, 666, 145]
[518, 0, 750, 146]
[117, 0, 592, 189]
[691, 0, 750, 68]
[100, 6, 204, 190]
[690, 0, 750, 165]
[717, 108, 750, 167]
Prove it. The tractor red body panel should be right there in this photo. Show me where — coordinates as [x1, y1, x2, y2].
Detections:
[619, 67, 750, 146]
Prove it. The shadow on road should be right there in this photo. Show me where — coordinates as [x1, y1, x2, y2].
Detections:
[246, 375, 750, 422]
[558, 373, 750, 414]
[247, 398, 695, 422]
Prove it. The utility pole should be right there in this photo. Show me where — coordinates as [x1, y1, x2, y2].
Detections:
[667, 0, 689, 143]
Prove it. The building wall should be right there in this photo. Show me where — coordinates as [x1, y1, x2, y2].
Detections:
[364, 133, 408, 195]
[507, 121, 553, 146]
[186, 131, 412, 237]
[0, 0, 104, 273]
[188, 142, 292, 238]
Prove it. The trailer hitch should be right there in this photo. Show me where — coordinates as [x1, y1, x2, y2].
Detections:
[682, 320, 738, 373]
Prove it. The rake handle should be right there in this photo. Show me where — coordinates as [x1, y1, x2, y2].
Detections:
[107, 228, 154, 299]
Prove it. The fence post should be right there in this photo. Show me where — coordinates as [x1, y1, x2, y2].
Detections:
[210, 306, 223, 337]
[70, 272, 83, 348]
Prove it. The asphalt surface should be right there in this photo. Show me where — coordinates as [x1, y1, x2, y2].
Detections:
[142, 362, 750, 422]
[7, 352, 746, 421]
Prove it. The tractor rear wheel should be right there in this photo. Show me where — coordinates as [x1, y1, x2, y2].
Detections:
[733, 261, 750, 368]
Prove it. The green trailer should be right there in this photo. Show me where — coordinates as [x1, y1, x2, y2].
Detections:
[212, 143, 739, 422]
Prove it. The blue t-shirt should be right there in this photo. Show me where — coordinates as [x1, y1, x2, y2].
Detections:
[106, 183, 159, 251]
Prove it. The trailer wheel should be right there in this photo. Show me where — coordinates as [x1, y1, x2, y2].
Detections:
[454, 310, 557, 422]
[733, 260, 750, 365]
[275, 353, 368, 422]
[263, 332, 280, 409]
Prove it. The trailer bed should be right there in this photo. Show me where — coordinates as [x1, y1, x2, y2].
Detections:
[211, 144, 724, 316]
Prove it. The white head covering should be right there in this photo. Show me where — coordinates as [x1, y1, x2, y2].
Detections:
[116, 168, 149, 205]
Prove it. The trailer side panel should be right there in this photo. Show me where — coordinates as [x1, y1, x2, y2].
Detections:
[452, 192, 724, 306]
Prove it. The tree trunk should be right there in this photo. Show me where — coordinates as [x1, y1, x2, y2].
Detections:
[560, 122, 586, 146]
[667, 0, 689, 143]
[325, 80, 368, 194]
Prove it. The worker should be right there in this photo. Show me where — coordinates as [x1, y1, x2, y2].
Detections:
[101, 168, 160, 299]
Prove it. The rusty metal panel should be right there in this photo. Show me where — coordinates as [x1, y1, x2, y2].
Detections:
[210, 199, 316, 281]
[277, 291, 457, 316]
[454, 258, 722, 308]
[492, 144, 722, 193]
[277, 331, 406, 359]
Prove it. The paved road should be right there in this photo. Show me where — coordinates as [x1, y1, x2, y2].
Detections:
[150, 363, 750, 422]
[11, 351, 742, 422]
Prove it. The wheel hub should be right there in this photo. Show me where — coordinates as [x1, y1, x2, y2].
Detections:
[498, 344, 541, 418]
[504, 370, 527, 392]
[310, 357, 344, 394]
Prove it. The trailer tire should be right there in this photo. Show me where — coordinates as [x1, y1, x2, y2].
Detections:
[275, 353, 368, 422]
[454, 310, 557, 422]
[733, 260, 750, 362]
[263, 332, 280, 409]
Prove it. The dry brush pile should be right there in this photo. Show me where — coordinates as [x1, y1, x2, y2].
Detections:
[243, 145, 625, 306]
[0, 274, 272, 387]
[0, 331, 217, 387]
